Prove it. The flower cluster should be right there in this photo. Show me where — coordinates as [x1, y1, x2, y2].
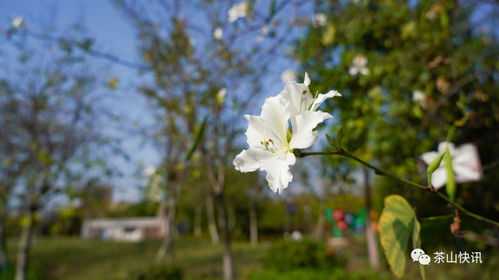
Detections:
[349, 55, 369, 76]
[228, 1, 249, 23]
[233, 73, 341, 193]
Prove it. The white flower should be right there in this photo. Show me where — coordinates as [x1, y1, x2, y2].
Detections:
[348, 55, 369, 76]
[280, 69, 297, 82]
[189, 37, 196, 46]
[312, 13, 327, 27]
[214, 27, 223, 40]
[233, 73, 341, 193]
[256, 25, 269, 42]
[12, 16, 24, 29]
[421, 142, 483, 189]
[228, 1, 249, 23]
[144, 166, 157, 176]
[412, 90, 427, 108]
[216, 88, 227, 104]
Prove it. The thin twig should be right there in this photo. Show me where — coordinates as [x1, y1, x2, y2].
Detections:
[298, 149, 499, 227]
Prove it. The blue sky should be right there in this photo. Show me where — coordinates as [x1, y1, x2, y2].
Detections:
[0, 0, 159, 202]
[0, 0, 302, 202]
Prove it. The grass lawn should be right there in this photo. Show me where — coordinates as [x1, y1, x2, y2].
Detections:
[4, 236, 498, 280]
[6, 237, 267, 280]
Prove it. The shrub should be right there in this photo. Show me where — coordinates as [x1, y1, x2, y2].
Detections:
[127, 264, 183, 280]
[261, 238, 345, 271]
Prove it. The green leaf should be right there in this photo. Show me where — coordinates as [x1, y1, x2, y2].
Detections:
[336, 127, 344, 148]
[427, 152, 444, 187]
[184, 116, 207, 161]
[444, 148, 456, 201]
[321, 23, 336, 46]
[379, 195, 420, 278]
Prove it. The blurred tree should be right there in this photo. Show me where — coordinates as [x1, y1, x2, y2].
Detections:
[0, 23, 114, 280]
[0, 79, 27, 272]
[117, 1, 308, 278]
[294, 0, 498, 265]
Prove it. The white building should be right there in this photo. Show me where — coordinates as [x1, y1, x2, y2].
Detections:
[81, 217, 165, 242]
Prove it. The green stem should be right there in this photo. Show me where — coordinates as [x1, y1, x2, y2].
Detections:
[298, 149, 499, 228]
[421, 214, 454, 222]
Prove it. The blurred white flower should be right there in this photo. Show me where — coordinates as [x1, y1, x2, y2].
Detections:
[421, 142, 483, 189]
[189, 37, 196, 46]
[228, 1, 249, 23]
[233, 73, 341, 193]
[349, 55, 369, 76]
[256, 25, 269, 42]
[291, 230, 303, 240]
[146, 175, 162, 202]
[261, 25, 268, 36]
[214, 27, 223, 40]
[412, 90, 427, 108]
[11, 16, 24, 29]
[312, 13, 327, 27]
[144, 166, 157, 176]
[144, 165, 161, 202]
[216, 88, 227, 104]
[280, 69, 297, 82]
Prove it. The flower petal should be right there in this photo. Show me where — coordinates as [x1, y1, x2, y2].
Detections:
[453, 144, 479, 165]
[421, 151, 440, 165]
[304, 72, 311, 86]
[289, 111, 332, 149]
[244, 96, 289, 148]
[233, 148, 275, 172]
[260, 152, 296, 193]
[437, 141, 455, 154]
[454, 164, 480, 183]
[349, 67, 358, 76]
[431, 167, 447, 189]
[279, 80, 314, 117]
[310, 90, 341, 111]
[233, 148, 296, 193]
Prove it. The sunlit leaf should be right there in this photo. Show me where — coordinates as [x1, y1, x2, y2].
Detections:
[185, 116, 207, 161]
[379, 195, 420, 278]
[321, 23, 335, 46]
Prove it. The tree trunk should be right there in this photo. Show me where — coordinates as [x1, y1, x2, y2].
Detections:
[215, 192, 233, 280]
[15, 210, 36, 280]
[156, 185, 177, 264]
[363, 168, 380, 269]
[249, 199, 258, 246]
[0, 215, 8, 272]
[194, 204, 202, 237]
[205, 194, 219, 243]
